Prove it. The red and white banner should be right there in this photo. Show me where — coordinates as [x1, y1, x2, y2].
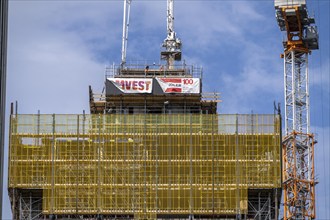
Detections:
[156, 78, 200, 94]
[108, 78, 153, 93]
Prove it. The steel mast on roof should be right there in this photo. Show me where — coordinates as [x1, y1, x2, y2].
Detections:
[274, 0, 318, 219]
[121, 0, 132, 67]
[161, 0, 182, 69]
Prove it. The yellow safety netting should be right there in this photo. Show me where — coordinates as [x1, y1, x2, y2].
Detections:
[8, 114, 281, 217]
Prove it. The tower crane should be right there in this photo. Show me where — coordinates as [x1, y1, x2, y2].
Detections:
[121, 0, 132, 67]
[274, 0, 318, 219]
[121, 0, 181, 69]
[161, 0, 182, 69]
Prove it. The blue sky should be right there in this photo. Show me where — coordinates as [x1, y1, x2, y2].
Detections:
[3, 0, 330, 219]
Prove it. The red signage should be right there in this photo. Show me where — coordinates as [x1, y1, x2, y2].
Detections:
[156, 78, 200, 93]
[108, 78, 153, 93]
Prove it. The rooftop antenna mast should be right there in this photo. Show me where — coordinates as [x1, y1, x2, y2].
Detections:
[121, 0, 132, 67]
[161, 0, 182, 69]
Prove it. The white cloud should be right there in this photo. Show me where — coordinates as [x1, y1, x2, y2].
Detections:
[7, 1, 122, 114]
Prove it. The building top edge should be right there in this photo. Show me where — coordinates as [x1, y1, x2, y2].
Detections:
[11, 113, 279, 117]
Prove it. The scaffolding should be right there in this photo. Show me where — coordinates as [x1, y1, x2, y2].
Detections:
[8, 114, 281, 219]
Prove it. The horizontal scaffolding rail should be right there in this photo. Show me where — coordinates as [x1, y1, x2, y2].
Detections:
[106, 62, 203, 78]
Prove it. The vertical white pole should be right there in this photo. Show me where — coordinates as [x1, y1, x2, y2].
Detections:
[121, 0, 127, 66]
[284, 52, 288, 135]
[291, 50, 296, 132]
[306, 55, 310, 134]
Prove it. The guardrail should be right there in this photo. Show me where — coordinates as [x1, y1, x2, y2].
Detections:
[105, 62, 203, 79]
[91, 92, 221, 103]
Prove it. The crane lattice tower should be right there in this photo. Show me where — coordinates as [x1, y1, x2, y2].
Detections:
[275, 0, 319, 219]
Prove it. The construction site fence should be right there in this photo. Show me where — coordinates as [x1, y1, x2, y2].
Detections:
[8, 114, 281, 217]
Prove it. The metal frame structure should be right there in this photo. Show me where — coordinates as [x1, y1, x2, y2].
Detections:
[8, 114, 282, 219]
[247, 190, 276, 220]
[161, 0, 182, 69]
[9, 189, 281, 220]
[275, 0, 318, 219]
[0, 0, 9, 218]
[283, 50, 309, 135]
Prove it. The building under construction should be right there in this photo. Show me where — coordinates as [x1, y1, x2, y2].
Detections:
[7, 0, 321, 219]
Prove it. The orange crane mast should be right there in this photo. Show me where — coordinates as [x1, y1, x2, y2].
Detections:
[274, 0, 319, 219]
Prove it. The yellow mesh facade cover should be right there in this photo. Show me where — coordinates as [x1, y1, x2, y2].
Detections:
[8, 114, 281, 217]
